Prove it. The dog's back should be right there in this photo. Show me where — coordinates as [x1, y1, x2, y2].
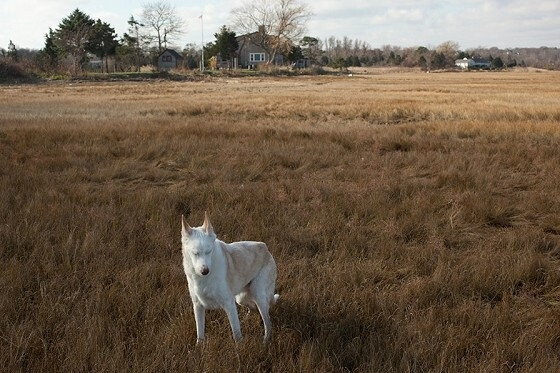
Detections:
[220, 240, 277, 305]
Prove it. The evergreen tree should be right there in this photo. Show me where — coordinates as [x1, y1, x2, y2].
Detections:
[492, 57, 504, 69]
[121, 16, 145, 71]
[204, 41, 217, 65]
[42, 28, 60, 68]
[300, 36, 320, 63]
[418, 55, 428, 70]
[387, 51, 404, 65]
[54, 9, 96, 75]
[456, 50, 469, 60]
[359, 56, 370, 66]
[213, 26, 238, 62]
[90, 20, 119, 73]
[7, 40, 18, 62]
[288, 45, 303, 63]
[117, 16, 146, 72]
[430, 51, 446, 69]
[331, 56, 346, 70]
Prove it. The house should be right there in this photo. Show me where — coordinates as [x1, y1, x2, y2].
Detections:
[158, 49, 183, 71]
[236, 26, 283, 69]
[455, 57, 491, 69]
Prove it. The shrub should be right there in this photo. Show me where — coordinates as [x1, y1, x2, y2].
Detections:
[0, 58, 28, 81]
[308, 66, 327, 75]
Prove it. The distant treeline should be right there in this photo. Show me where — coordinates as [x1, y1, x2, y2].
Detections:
[2, 26, 560, 80]
[312, 37, 560, 70]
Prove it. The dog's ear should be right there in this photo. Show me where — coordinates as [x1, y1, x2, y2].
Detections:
[181, 215, 192, 237]
[202, 211, 214, 235]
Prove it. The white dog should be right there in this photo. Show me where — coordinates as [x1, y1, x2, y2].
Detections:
[181, 212, 279, 343]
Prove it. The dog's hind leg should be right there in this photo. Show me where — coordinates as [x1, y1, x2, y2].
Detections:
[250, 272, 274, 342]
[254, 296, 272, 342]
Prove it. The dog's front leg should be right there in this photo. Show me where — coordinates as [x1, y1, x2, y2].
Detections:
[223, 301, 242, 342]
[193, 302, 205, 344]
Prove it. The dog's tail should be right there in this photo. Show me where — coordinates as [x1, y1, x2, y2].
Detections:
[273, 294, 280, 304]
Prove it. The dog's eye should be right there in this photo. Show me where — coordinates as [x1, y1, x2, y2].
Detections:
[193, 251, 200, 256]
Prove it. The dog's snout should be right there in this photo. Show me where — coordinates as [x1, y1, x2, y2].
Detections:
[201, 266, 209, 276]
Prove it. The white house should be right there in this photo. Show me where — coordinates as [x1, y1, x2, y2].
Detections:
[455, 57, 491, 69]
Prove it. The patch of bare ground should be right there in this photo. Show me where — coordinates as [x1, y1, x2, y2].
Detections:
[1, 71, 560, 372]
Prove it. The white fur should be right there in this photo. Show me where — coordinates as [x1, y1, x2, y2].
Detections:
[181, 212, 279, 343]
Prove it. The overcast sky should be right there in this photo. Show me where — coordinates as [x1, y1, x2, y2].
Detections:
[1, 0, 559, 51]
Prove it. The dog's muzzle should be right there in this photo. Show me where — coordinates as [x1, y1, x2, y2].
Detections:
[200, 265, 209, 276]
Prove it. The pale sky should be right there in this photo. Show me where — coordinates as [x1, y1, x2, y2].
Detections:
[1, 0, 559, 51]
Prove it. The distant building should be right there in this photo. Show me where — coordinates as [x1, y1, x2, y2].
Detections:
[455, 57, 491, 69]
[236, 26, 283, 69]
[157, 49, 183, 71]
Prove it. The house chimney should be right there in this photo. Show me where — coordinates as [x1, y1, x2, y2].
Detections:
[258, 25, 265, 34]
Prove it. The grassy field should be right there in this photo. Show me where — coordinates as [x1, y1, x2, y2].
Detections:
[1, 71, 560, 372]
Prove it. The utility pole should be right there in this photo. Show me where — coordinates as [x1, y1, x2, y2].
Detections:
[200, 13, 204, 72]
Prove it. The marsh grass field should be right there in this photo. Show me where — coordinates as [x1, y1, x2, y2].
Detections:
[1, 71, 560, 372]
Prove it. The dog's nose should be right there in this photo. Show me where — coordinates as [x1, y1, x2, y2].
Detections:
[201, 266, 209, 276]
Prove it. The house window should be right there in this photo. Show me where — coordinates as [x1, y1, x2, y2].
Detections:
[249, 53, 265, 62]
[162, 55, 172, 62]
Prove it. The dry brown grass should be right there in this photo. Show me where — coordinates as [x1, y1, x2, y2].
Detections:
[1, 71, 560, 372]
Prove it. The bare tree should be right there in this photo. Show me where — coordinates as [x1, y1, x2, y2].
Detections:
[436, 40, 460, 65]
[141, 1, 184, 53]
[231, 0, 311, 64]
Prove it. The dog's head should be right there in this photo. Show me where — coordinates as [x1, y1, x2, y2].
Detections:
[181, 212, 217, 276]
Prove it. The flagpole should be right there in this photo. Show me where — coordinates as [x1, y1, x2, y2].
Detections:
[200, 12, 204, 72]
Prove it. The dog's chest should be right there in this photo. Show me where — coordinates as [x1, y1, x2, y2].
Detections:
[188, 280, 227, 309]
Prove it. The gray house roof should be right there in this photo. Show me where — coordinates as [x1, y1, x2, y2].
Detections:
[236, 32, 266, 50]
[159, 49, 183, 60]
